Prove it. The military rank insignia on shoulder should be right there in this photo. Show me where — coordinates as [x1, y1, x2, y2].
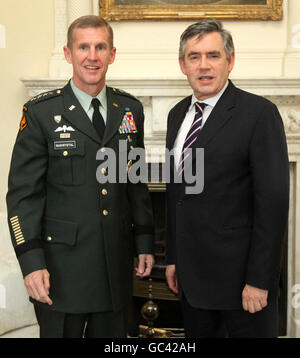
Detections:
[20, 89, 62, 132]
[28, 89, 62, 105]
[112, 87, 139, 102]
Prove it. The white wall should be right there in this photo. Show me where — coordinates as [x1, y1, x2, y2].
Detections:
[0, 0, 54, 213]
[109, 15, 288, 79]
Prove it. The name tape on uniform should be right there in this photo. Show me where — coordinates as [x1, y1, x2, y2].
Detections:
[54, 140, 76, 150]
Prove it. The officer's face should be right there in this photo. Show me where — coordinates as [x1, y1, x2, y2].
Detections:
[64, 26, 116, 96]
[179, 32, 235, 101]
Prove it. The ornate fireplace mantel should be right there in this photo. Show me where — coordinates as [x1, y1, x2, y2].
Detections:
[21, 76, 300, 154]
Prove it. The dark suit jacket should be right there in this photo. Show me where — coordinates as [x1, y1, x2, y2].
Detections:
[6, 82, 154, 314]
[166, 80, 289, 310]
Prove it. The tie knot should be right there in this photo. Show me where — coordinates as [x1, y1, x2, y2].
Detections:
[195, 102, 207, 113]
[91, 98, 101, 109]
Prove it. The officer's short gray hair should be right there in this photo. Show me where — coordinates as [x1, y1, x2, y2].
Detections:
[179, 19, 234, 61]
[67, 15, 114, 49]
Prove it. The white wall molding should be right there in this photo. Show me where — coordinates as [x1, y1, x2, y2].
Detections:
[21, 76, 300, 151]
[21, 76, 300, 96]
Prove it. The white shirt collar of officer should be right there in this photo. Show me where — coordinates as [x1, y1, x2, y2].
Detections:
[70, 79, 107, 122]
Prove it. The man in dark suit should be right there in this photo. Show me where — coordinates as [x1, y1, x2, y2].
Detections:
[165, 19, 289, 338]
[6, 15, 154, 338]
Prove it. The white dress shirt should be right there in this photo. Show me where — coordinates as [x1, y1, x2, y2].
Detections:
[173, 81, 229, 170]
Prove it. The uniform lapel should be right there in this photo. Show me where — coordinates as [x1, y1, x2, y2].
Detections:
[102, 87, 124, 147]
[61, 82, 101, 145]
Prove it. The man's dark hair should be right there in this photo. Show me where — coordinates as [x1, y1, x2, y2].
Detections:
[67, 15, 114, 49]
[179, 18, 234, 61]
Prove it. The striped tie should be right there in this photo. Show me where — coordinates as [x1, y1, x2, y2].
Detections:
[178, 102, 207, 176]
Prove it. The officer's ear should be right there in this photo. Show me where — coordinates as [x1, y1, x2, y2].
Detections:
[64, 45, 73, 64]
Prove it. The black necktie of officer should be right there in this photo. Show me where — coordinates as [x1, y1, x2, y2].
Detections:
[91, 98, 105, 140]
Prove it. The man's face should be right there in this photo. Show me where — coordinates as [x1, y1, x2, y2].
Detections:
[179, 32, 235, 101]
[64, 26, 116, 96]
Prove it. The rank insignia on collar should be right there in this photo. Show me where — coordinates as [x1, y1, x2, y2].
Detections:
[119, 111, 138, 134]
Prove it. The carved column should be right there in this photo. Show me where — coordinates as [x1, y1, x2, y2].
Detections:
[67, 0, 93, 26]
[92, 0, 99, 15]
[283, 0, 300, 77]
[49, 0, 67, 77]
[49, 0, 93, 77]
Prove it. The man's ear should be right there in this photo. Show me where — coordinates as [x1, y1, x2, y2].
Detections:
[109, 47, 116, 65]
[228, 51, 235, 73]
[63, 46, 72, 64]
[179, 57, 187, 76]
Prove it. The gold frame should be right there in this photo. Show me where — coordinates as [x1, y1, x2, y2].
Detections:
[99, 0, 282, 21]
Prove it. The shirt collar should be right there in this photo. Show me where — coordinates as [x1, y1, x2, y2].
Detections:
[189, 80, 229, 112]
[70, 79, 107, 113]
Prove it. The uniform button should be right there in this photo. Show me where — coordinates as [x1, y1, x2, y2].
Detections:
[101, 189, 108, 196]
[103, 209, 109, 216]
[101, 167, 107, 175]
[63, 151, 68, 156]
[100, 147, 106, 153]
[47, 236, 52, 241]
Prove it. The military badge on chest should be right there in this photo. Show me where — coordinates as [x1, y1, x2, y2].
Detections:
[53, 115, 75, 139]
[53, 115, 77, 150]
[119, 108, 138, 134]
[55, 125, 75, 139]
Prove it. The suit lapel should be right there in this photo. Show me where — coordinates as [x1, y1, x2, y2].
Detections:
[166, 96, 191, 176]
[61, 82, 101, 145]
[167, 96, 191, 150]
[180, 81, 237, 176]
[193, 80, 237, 149]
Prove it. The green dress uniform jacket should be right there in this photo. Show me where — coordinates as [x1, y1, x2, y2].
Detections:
[6, 81, 154, 314]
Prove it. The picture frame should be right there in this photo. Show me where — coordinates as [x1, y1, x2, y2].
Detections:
[99, 0, 282, 22]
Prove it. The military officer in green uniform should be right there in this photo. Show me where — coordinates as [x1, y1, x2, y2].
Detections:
[6, 15, 154, 338]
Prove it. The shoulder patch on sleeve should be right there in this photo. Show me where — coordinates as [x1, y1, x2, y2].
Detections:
[27, 89, 62, 105]
[112, 87, 139, 102]
[19, 106, 28, 132]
